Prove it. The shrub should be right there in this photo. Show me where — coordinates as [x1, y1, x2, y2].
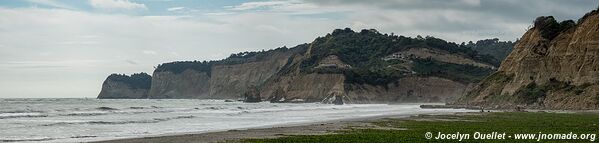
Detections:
[301, 28, 496, 85]
[533, 16, 576, 40]
[107, 73, 152, 89]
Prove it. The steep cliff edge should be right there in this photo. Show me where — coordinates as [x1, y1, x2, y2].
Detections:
[456, 9, 599, 109]
[148, 69, 210, 99]
[99, 28, 511, 103]
[97, 73, 151, 99]
[147, 46, 306, 99]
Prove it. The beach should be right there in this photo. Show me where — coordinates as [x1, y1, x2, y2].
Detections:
[0, 99, 471, 142]
[95, 111, 599, 143]
[92, 113, 447, 143]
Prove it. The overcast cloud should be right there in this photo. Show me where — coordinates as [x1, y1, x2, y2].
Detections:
[0, 0, 597, 98]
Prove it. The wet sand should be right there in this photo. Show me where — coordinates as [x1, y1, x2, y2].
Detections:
[92, 113, 433, 143]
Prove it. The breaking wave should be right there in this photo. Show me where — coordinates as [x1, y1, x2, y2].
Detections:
[41, 115, 195, 127]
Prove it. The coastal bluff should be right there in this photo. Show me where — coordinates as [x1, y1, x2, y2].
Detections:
[456, 9, 599, 109]
[99, 28, 509, 104]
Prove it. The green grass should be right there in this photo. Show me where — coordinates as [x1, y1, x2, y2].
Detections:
[240, 112, 599, 143]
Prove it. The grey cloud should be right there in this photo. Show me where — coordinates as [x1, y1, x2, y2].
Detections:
[306, 0, 599, 22]
[297, 0, 597, 42]
[125, 60, 139, 65]
[2, 1, 597, 98]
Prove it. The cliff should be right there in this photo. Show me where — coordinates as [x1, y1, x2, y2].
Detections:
[99, 28, 510, 103]
[456, 9, 599, 109]
[147, 47, 304, 99]
[256, 29, 494, 103]
[97, 73, 151, 99]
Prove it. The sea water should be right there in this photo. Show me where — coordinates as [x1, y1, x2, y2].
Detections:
[0, 98, 470, 142]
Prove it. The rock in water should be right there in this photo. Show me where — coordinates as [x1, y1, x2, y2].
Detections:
[269, 87, 286, 103]
[333, 95, 344, 105]
[243, 86, 261, 103]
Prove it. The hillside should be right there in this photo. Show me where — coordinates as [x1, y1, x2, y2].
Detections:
[455, 8, 599, 109]
[98, 28, 507, 103]
[463, 38, 515, 61]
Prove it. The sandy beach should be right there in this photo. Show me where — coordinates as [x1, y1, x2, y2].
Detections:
[92, 112, 458, 143]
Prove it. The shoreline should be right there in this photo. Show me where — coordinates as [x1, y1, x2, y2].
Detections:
[92, 111, 472, 143]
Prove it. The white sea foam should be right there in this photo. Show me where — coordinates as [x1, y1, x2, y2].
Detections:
[0, 98, 471, 142]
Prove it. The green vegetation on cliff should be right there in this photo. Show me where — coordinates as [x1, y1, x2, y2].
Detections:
[223, 45, 307, 65]
[301, 28, 497, 85]
[412, 58, 494, 83]
[107, 73, 152, 89]
[153, 28, 504, 87]
[463, 38, 515, 61]
[533, 16, 576, 40]
[154, 45, 308, 75]
[154, 61, 215, 75]
[515, 79, 592, 105]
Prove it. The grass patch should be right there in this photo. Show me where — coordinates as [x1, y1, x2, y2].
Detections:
[239, 112, 599, 143]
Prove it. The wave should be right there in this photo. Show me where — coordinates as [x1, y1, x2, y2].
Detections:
[0, 113, 48, 119]
[0, 106, 193, 119]
[96, 107, 119, 110]
[129, 106, 162, 109]
[0, 137, 56, 142]
[59, 108, 192, 118]
[41, 115, 195, 127]
[0, 109, 46, 114]
[70, 135, 97, 139]
[60, 112, 109, 116]
[205, 106, 226, 110]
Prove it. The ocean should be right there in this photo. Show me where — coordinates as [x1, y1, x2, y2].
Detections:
[0, 98, 470, 142]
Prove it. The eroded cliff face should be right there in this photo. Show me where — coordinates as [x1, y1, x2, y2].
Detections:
[98, 80, 149, 99]
[97, 73, 151, 99]
[147, 49, 298, 99]
[148, 70, 210, 99]
[261, 72, 346, 103]
[346, 76, 468, 103]
[208, 51, 296, 99]
[258, 44, 471, 103]
[457, 10, 599, 109]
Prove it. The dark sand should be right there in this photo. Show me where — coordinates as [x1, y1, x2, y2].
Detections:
[91, 113, 436, 143]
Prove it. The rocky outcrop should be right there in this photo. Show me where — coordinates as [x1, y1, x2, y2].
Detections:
[456, 9, 599, 109]
[243, 86, 261, 103]
[98, 73, 151, 99]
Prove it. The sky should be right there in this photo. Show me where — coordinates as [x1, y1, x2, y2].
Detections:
[0, 0, 597, 98]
